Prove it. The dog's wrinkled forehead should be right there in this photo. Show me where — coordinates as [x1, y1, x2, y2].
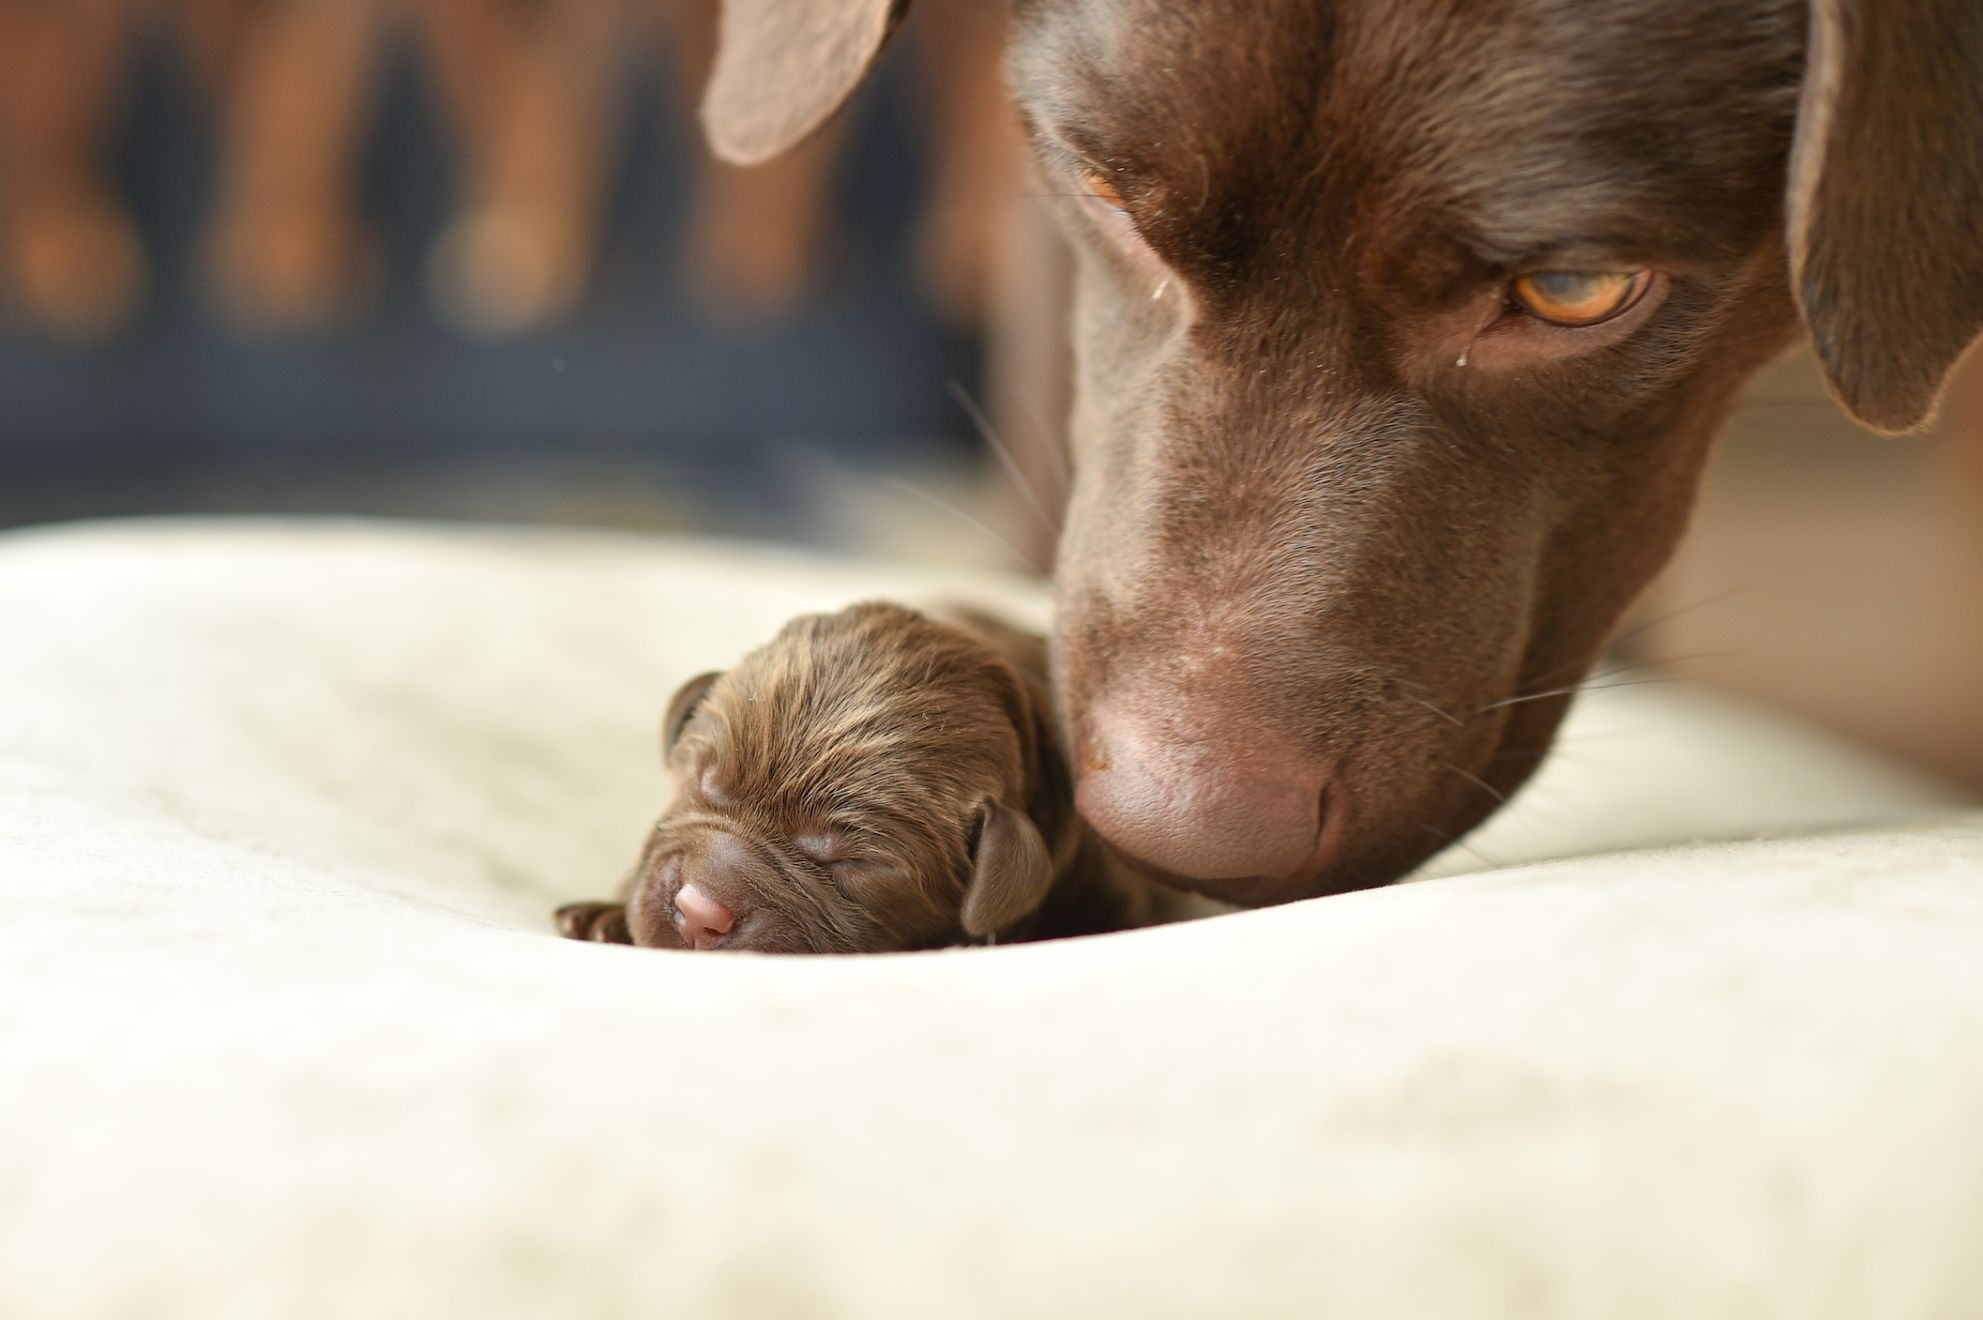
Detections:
[1009, 0, 1805, 292]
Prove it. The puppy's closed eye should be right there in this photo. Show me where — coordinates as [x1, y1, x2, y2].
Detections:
[792, 833, 870, 895]
[793, 832, 843, 865]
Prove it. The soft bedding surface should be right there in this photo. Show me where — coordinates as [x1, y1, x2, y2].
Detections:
[2, 519, 1980, 1320]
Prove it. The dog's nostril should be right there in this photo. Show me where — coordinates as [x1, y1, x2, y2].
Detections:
[1076, 708, 1327, 896]
[674, 883, 737, 951]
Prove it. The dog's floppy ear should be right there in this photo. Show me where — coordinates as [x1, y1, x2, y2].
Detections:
[1788, 0, 1983, 433]
[701, 0, 910, 166]
[662, 671, 722, 752]
[961, 798, 1054, 938]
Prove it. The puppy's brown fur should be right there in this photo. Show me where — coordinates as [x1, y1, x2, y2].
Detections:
[556, 602, 1147, 953]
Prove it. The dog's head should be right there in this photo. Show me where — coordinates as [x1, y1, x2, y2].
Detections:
[625, 602, 1065, 952]
[703, 0, 1983, 904]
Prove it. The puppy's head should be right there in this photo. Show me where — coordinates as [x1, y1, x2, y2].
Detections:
[625, 603, 1063, 953]
[702, 0, 1983, 903]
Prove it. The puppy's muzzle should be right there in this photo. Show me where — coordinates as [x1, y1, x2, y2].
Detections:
[673, 883, 737, 950]
[628, 829, 766, 951]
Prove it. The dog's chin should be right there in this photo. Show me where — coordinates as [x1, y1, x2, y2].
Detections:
[1098, 784, 1483, 904]
[1095, 791, 1435, 906]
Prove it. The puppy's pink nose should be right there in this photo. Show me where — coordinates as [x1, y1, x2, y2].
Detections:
[674, 883, 736, 951]
[1076, 706, 1326, 899]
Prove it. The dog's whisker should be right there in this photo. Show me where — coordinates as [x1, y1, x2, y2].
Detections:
[1404, 692, 1466, 727]
[1603, 585, 1759, 658]
[1523, 641, 1727, 702]
[1015, 382, 1074, 501]
[1477, 649, 1740, 723]
[1586, 649, 1740, 685]
[878, 475, 1034, 566]
[1474, 673, 1686, 717]
[944, 377, 1062, 537]
[1517, 590, 1758, 693]
[1437, 760, 1508, 805]
[1411, 820, 1501, 870]
[1027, 402, 1073, 501]
[988, 385, 1073, 504]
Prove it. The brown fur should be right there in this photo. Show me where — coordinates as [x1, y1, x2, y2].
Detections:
[556, 602, 1147, 953]
[698, 0, 1983, 906]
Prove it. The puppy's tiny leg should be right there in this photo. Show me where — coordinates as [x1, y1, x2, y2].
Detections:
[553, 901, 632, 944]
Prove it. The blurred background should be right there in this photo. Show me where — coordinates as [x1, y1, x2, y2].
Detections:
[0, 0, 1043, 559]
[2, 0, 1980, 793]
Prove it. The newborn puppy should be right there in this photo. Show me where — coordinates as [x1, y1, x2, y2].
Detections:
[555, 601, 1147, 953]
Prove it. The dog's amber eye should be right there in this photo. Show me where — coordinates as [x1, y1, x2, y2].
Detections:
[1075, 169, 1141, 242]
[1510, 270, 1651, 326]
[1080, 170, 1128, 214]
[1064, 159, 1167, 279]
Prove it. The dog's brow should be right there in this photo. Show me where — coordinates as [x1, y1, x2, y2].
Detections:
[1026, 119, 1123, 182]
[1454, 191, 1765, 275]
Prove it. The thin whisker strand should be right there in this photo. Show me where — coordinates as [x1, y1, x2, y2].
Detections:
[1438, 760, 1508, 805]
[1405, 692, 1466, 727]
[1475, 673, 1686, 717]
[879, 476, 1034, 566]
[1587, 650, 1739, 684]
[1604, 585, 1759, 656]
[1412, 820, 1501, 870]
[944, 377, 1062, 537]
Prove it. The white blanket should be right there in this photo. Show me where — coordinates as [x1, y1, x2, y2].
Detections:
[3, 519, 1980, 1319]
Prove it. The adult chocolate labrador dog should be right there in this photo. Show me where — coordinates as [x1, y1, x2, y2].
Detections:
[701, 0, 1983, 905]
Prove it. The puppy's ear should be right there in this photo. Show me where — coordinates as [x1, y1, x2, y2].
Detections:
[662, 671, 723, 752]
[1788, 0, 1983, 433]
[961, 798, 1054, 938]
[701, 0, 910, 165]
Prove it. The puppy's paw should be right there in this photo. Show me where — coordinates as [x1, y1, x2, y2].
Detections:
[554, 902, 632, 944]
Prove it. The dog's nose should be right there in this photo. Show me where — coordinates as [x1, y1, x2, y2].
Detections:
[1076, 707, 1326, 896]
[674, 883, 737, 951]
